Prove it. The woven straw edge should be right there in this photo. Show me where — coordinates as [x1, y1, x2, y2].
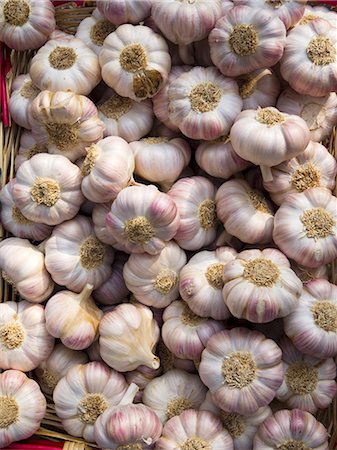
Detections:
[0, 1, 337, 449]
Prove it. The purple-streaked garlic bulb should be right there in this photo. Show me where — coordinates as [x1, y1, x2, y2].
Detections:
[14, 131, 47, 171]
[123, 241, 186, 309]
[273, 188, 337, 268]
[284, 279, 337, 358]
[179, 247, 237, 320]
[142, 369, 207, 424]
[237, 69, 280, 110]
[276, 336, 336, 413]
[92, 202, 127, 251]
[299, 4, 337, 27]
[199, 328, 284, 415]
[106, 184, 180, 255]
[96, 0, 152, 25]
[8, 74, 40, 129]
[209, 6, 286, 77]
[223, 248, 302, 323]
[162, 300, 224, 362]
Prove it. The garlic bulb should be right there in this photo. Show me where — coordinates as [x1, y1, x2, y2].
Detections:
[0, 370, 46, 447]
[168, 66, 242, 141]
[13, 153, 84, 226]
[53, 362, 129, 442]
[125, 365, 162, 403]
[291, 262, 328, 285]
[253, 409, 329, 450]
[263, 141, 337, 206]
[99, 303, 160, 371]
[30, 90, 105, 162]
[142, 369, 207, 424]
[48, 28, 73, 42]
[223, 248, 302, 323]
[216, 179, 274, 244]
[100, 24, 171, 101]
[273, 188, 337, 268]
[98, 88, 153, 141]
[45, 284, 103, 351]
[162, 300, 224, 362]
[8, 74, 40, 129]
[201, 391, 272, 450]
[130, 137, 191, 192]
[230, 107, 310, 182]
[276, 336, 336, 413]
[280, 19, 337, 97]
[96, 0, 152, 25]
[93, 252, 129, 306]
[277, 88, 337, 142]
[30, 37, 101, 95]
[0, 0, 55, 50]
[75, 8, 116, 55]
[35, 343, 89, 395]
[0, 237, 54, 303]
[152, 0, 222, 46]
[14, 131, 47, 171]
[92, 202, 128, 251]
[86, 340, 103, 364]
[168, 176, 218, 251]
[284, 279, 337, 359]
[155, 339, 197, 375]
[237, 69, 280, 110]
[45, 215, 114, 292]
[195, 137, 250, 180]
[123, 241, 186, 309]
[0, 300, 54, 371]
[81, 136, 135, 203]
[106, 184, 180, 255]
[0, 179, 52, 241]
[199, 328, 283, 415]
[179, 247, 237, 320]
[299, 5, 337, 27]
[156, 409, 234, 450]
[209, 6, 286, 77]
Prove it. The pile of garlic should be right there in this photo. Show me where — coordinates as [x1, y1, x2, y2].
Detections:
[1, 0, 337, 449]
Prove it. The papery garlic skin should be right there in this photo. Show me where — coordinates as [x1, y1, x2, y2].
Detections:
[162, 300, 223, 362]
[209, 6, 286, 77]
[277, 88, 337, 143]
[199, 328, 283, 415]
[124, 241, 186, 309]
[96, 0, 152, 25]
[13, 153, 84, 226]
[273, 188, 337, 268]
[98, 88, 153, 141]
[100, 24, 171, 101]
[35, 343, 89, 395]
[30, 37, 101, 96]
[156, 409, 234, 450]
[143, 369, 207, 424]
[106, 184, 180, 255]
[99, 303, 160, 372]
[131, 137, 191, 192]
[0, 179, 52, 241]
[168, 176, 217, 251]
[299, 5, 337, 27]
[179, 247, 237, 320]
[276, 336, 336, 413]
[0, 0, 55, 50]
[284, 279, 337, 359]
[280, 19, 337, 97]
[201, 391, 272, 450]
[216, 180, 274, 245]
[168, 66, 242, 141]
[45, 215, 114, 292]
[53, 362, 129, 442]
[0, 237, 54, 303]
[29, 90, 105, 162]
[237, 69, 280, 111]
[14, 131, 47, 171]
[8, 74, 40, 129]
[81, 136, 135, 203]
[253, 409, 329, 450]
[223, 248, 302, 323]
[0, 370, 46, 448]
[263, 141, 337, 206]
[0, 301, 54, 371]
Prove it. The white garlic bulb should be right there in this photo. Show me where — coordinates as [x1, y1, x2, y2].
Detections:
[299, 5, 337, 27]
[8, 74, 40, 129]
[0, 370, 46, 447]
[0, 300, 54, 371]
[14, 131, 47, 171]
[96, 0, 152, 25]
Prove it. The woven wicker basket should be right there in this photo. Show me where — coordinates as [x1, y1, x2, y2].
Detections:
[0, 1, 337, 449]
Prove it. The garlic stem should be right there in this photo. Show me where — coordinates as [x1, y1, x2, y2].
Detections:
[118, 382, 139, 405]
[260, 165, 273, 182]
[79, 284, 95, 305]
[250, 69, 273, 87]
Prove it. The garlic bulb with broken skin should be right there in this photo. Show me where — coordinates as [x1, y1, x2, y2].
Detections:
[14, 131, 47, 171]
[9, 74, 40, 129]
[0, 300, 54, 371]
